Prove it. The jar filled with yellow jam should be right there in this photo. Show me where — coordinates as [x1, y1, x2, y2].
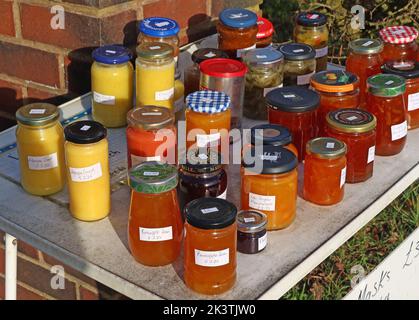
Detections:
[16, 103, 66, 196]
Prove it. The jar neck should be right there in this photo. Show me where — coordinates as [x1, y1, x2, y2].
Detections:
[136, 56, 173, 66]
[18, 120, 59, 130]
[94, 61, 129, 68]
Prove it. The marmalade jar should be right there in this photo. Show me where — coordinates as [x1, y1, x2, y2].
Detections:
[256, 17, 274, 48]
[237, 210, 268, 254]
[379, 26, 418, 63]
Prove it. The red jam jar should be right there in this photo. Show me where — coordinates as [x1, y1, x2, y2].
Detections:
[256, 17, 274, 48]
[379, 26, 418, 63]
[236, 210, 268, 254]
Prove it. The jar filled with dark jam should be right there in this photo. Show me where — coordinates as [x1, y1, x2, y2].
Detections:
[237, 210, 268, 254]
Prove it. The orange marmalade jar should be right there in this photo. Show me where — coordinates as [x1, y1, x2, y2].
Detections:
[303, 137, 347, 205]
[128, 162, 183, 267]
[379, 26, 418, 63]
[366, 74, 407, 156]
[184, 198, 237, 295]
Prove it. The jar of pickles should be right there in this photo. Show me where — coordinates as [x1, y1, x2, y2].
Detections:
[237, 210, 267, 254]
[256, 17, 274, 48]
[294, 12, 329, 71]
[16, 103, 66, 196]
[303, 137, 347, 205]
[379, 26, 418, 63]
[249, 124, 298, 157]
[242, 47, 284, 120]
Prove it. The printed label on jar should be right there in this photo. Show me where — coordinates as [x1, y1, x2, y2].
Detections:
[70, 163, 102, 182]
[326, 142, 335, 149]
[201, 207, 219, 214]
[93, 91, 115, 105]
[362, 40, 374, 47]
[143, 171, 159, 176]
[258, 233, 268, 251]
[408, 92, 419, 111]
[197, 133, 221, 147]
[340, 167, 347, 188]
[249, 192, 276, 211]
[80, 125, 91, 131]
[194, 249, 229, 267]
[263, 84, 283, 96]
[217, 188, 227, 200]
[244, 217, 255, 223]
[28, 153, 58, 170]
[297, 71, 315, 85]
[139, 226, 173, 242]
[29, 109, 46, 115]
[131, 154, 161, 167]
[315, 46, 328, 58]
[155, 87, 174, 101]
[367, 146, 375, 164]
[237, 44, 257, 58]
[391, 121, 408, 141]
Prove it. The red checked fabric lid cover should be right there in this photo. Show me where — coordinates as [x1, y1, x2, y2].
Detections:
[379, 26, 419, 44]
[256, 17, 274, 39]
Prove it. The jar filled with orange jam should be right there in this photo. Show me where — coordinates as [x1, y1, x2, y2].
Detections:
[366, 74, 407, 156]
[184, 198, 237, 295]
[303, 137, 347, 205]
[128, 162, 183, 267]
[379, 26, 418, 63]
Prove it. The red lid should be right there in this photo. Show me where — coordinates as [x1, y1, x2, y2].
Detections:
[256, 17, 274, 39]
[199, 58, 247, 78]
[379, 26, 418, 44]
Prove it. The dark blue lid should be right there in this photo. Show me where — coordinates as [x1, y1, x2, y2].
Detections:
[297, 12, 327, 27]
[92, 45, 131, 65]
[139, 17, 180, 37]
[219, 8, 257, 29]
[250, 124, 292, 147]
[278, 43, 315, 61]
[266, 86, 320, 112]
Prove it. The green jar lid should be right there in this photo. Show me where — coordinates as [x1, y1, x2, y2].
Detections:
[367, 74, 406, 97]
[348, 38, 383, 55]
[306, 137, 347, 159]
[16, 103, 60, 126]
[128, 161, 178, 194]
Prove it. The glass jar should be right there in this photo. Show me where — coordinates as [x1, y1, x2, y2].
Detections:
[217, 8, 258, 59]
[242, 47, 284, 120]
[184, 198, 237, 295]
[256, 17, 274, 48]
[325, 109, 377, 183]
[126, 106, 177, 169]
[303, 137, 347, 205]
[241, 146, 298, 230]
[278, 43, 316, 86]
[346, 38, 383, 108]
[310, 70, 360, 135]
[366, 74, 407, 156]
[136, 42, 175, 110]
[266, 86, 320, 161]
[174, 72, 185, 121]
[237, 210, 267, 254]
[91, 45, 134, 128]
[15, 103, 65, 196]
[64, 121, 110, 221]
[379, 26, 418, 63]
[294, 12, 329, 71]
[128, 162, 183, 266]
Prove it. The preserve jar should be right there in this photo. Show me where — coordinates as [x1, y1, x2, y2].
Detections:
[366, 74, 407, 156]
[136, 42, 175, 110]
[278, 43, 316, 86]
[241, 145, 298, 230]
[237, 210, 267, 254]
[174, 72, 185, 121]
[184, 198, 237, 295]
[379, 26, 418, 63]
[256, 17, 274, 48]
[128, 162, 183, 266]
[242, 47, 284, 120]
[217, 8, 258, 58]
[64, 121, 110, 221]
[126, 106, 177, 168]
[325, 109, 377, 183]
[91, 45, 134, 128]
[303, 137, 347, 205]
[294, 12, 329, 71]
[15, 103, 65, 196]
[266, 86, 320, 161]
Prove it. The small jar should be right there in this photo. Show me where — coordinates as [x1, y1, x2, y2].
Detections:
[217, 8, 258, 59]
[379, 26, 418, 63]
[15, 103, 65, 196]
[174, 72, 185, 121]
[136, 42, 175, 110]
[184, 198, 237, 295]
[242, 47, 284, 120]
[266, 86, 320, 161]
[237, 210, 267, 254]
[366, 74, 407, 156]
[126, 106, 177, 168]
[303, 137, 347, 205]
[128, 162, 183, 267]
[294, 12, 329, 71]
[278, 43, 316, 86]
[256, 17, 274, 48]
[64, 121, 110, 221]
[325, 109, 377, 183]
[91, 45, 134, 128]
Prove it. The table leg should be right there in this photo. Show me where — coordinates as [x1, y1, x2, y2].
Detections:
[5, 233, 17, 300]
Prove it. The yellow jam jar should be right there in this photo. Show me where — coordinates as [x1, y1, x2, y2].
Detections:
[15, 103, 66, 196]
[64, 121, 110, 221]
[91, 45, 134, 128]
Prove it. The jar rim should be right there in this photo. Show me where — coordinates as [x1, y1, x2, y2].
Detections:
[16, 103, 60, 127]
[310, 70, 359, 93]
[306, 137, 347, 159]
[127, 106, 174, 130]
[326, 109, 377, 133]
[237, 210, 267, 233]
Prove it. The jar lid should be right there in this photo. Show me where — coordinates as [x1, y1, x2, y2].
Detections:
[129, 161, 178, 194]
[181, 148, 223, 174]
[310, 70, 359, 93]
[266, 86, 320, 112]
[250, 124, 292, 147]
[242, 47, 284, 66]
[92, 45, 131, 65]
[136, 42, 173, 61]
[219, 8, 257, 29]
[256, 17, 274, 39]
[296, 12, 327, 27]
[199, 58, 247, 78]
[16, 103, 59, 126]
[191, 48, 228, 64]
[348, 38, 383, 55]
[278, 43, 315, 61]
[185, 198, 237, 230]
[64, 120, 107, 144]
[306, 137, 346, 159]
[127, 106, 174, 130]
[382, 61, 419, 80]
[186, 90, 230, 114]
[367, 74, 406, 97]
[326, 109, 377, 134]
[237, 210, 267, 233]
[139, 17, 180, 37]
[379, 26, 418, 44]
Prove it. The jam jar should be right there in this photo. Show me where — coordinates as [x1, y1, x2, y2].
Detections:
[325, 109, 377, 183]
[217, 8, 258, 59]
[256, 17, 274, 48]
[379, 26, 418, 63]
[184, 198, 237, 295]
[266, 86, 320, 161]
[278, 43, 316, 86]
[303, 137, 347, 205]
[294, 12, 329, 71]
[237, 210, 268, 254]
[366, 74, 407, 156]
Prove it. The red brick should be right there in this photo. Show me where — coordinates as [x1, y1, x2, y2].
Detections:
[101, 9, 137, 47]
[17, 241, 39, 260]
[0, 0, 15, 36]
[0, 277, 46, 300]
[79, 286, 99, 300]
[25, 87, 72, 106]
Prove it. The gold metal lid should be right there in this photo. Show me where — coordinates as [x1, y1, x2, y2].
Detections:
[127, 106, 174, 130]
[306, 137, 347, 159]
[326, 109, 377, 134]
[348, 38, 383, 55]
[16, 103, 60, 126]
[136, 42, 173, 61]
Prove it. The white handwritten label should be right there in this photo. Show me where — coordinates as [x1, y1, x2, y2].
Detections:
[326, 142, 335, 149]
[155, 21, 169, 27]
[297, 71, 315, 85]
[139, 226, 172, 242]
[244, 217, 256, 223]
[105, 50, 116, 54]
[263, 84, 283, 96]
[155, 87, 174, 101]
[391, 121, 407, 141]
[28, 153, 58, 170]
[149, 45, 161, 50]
[293, 49, 304, 53]
[340, 166, 347, 188]
[407, 92, 419, 111]
[204, 51, 216, 58]
[195, 249, 229, 267]
[385, 80, 394, 85]
[144, 171, 159, 176]
[80, 125, 91, 131]
[283, 94, 296, 98]
[256, 55, 268, 59]
[362, 40, 374, 47]
[29, 109, 46, 115]
[237, 44, 256, 58]
[131, 154, 161, 167]
[93, 91, 115, 105]
[347, 116, 359, 121]
[197, 133, 221, 147]
[141, 112, 162, 116]
[201, 207, 219, 214]
[249, 193, 276, 211]
[315, 46, 328, 58]
[258, 233, 268, 251]
[70, 163, 102, 182]
[367, 146, 375, 164]
[217, 188, 227, 200]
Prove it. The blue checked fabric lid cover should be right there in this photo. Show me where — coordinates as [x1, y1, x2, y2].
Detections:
[186, 90, 231, 114]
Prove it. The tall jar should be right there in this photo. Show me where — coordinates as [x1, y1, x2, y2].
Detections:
[15, 103, 65, 196]
[256, 17, 274, 48]
[379, 26, 418, 63]
[91, 45, 133, 128]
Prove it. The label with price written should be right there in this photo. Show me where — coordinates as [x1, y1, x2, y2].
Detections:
[195, 248, 229, 267]
[139, 226, 173, 242]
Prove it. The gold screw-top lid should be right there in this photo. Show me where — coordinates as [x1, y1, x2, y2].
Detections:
[136, 42, 174, 61]
[326, 108, 377, 134]
[306, 137, 347, 159]
[127, 106, 174, 130]
[349, 38, 383, 55]
[16, 103, 60, 126]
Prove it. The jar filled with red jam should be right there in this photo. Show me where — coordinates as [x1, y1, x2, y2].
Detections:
[256, 17, 274, 48]
[379, 26, 418, 63]
[237, 210, 267, 254]
[366, 74, 407, 156]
